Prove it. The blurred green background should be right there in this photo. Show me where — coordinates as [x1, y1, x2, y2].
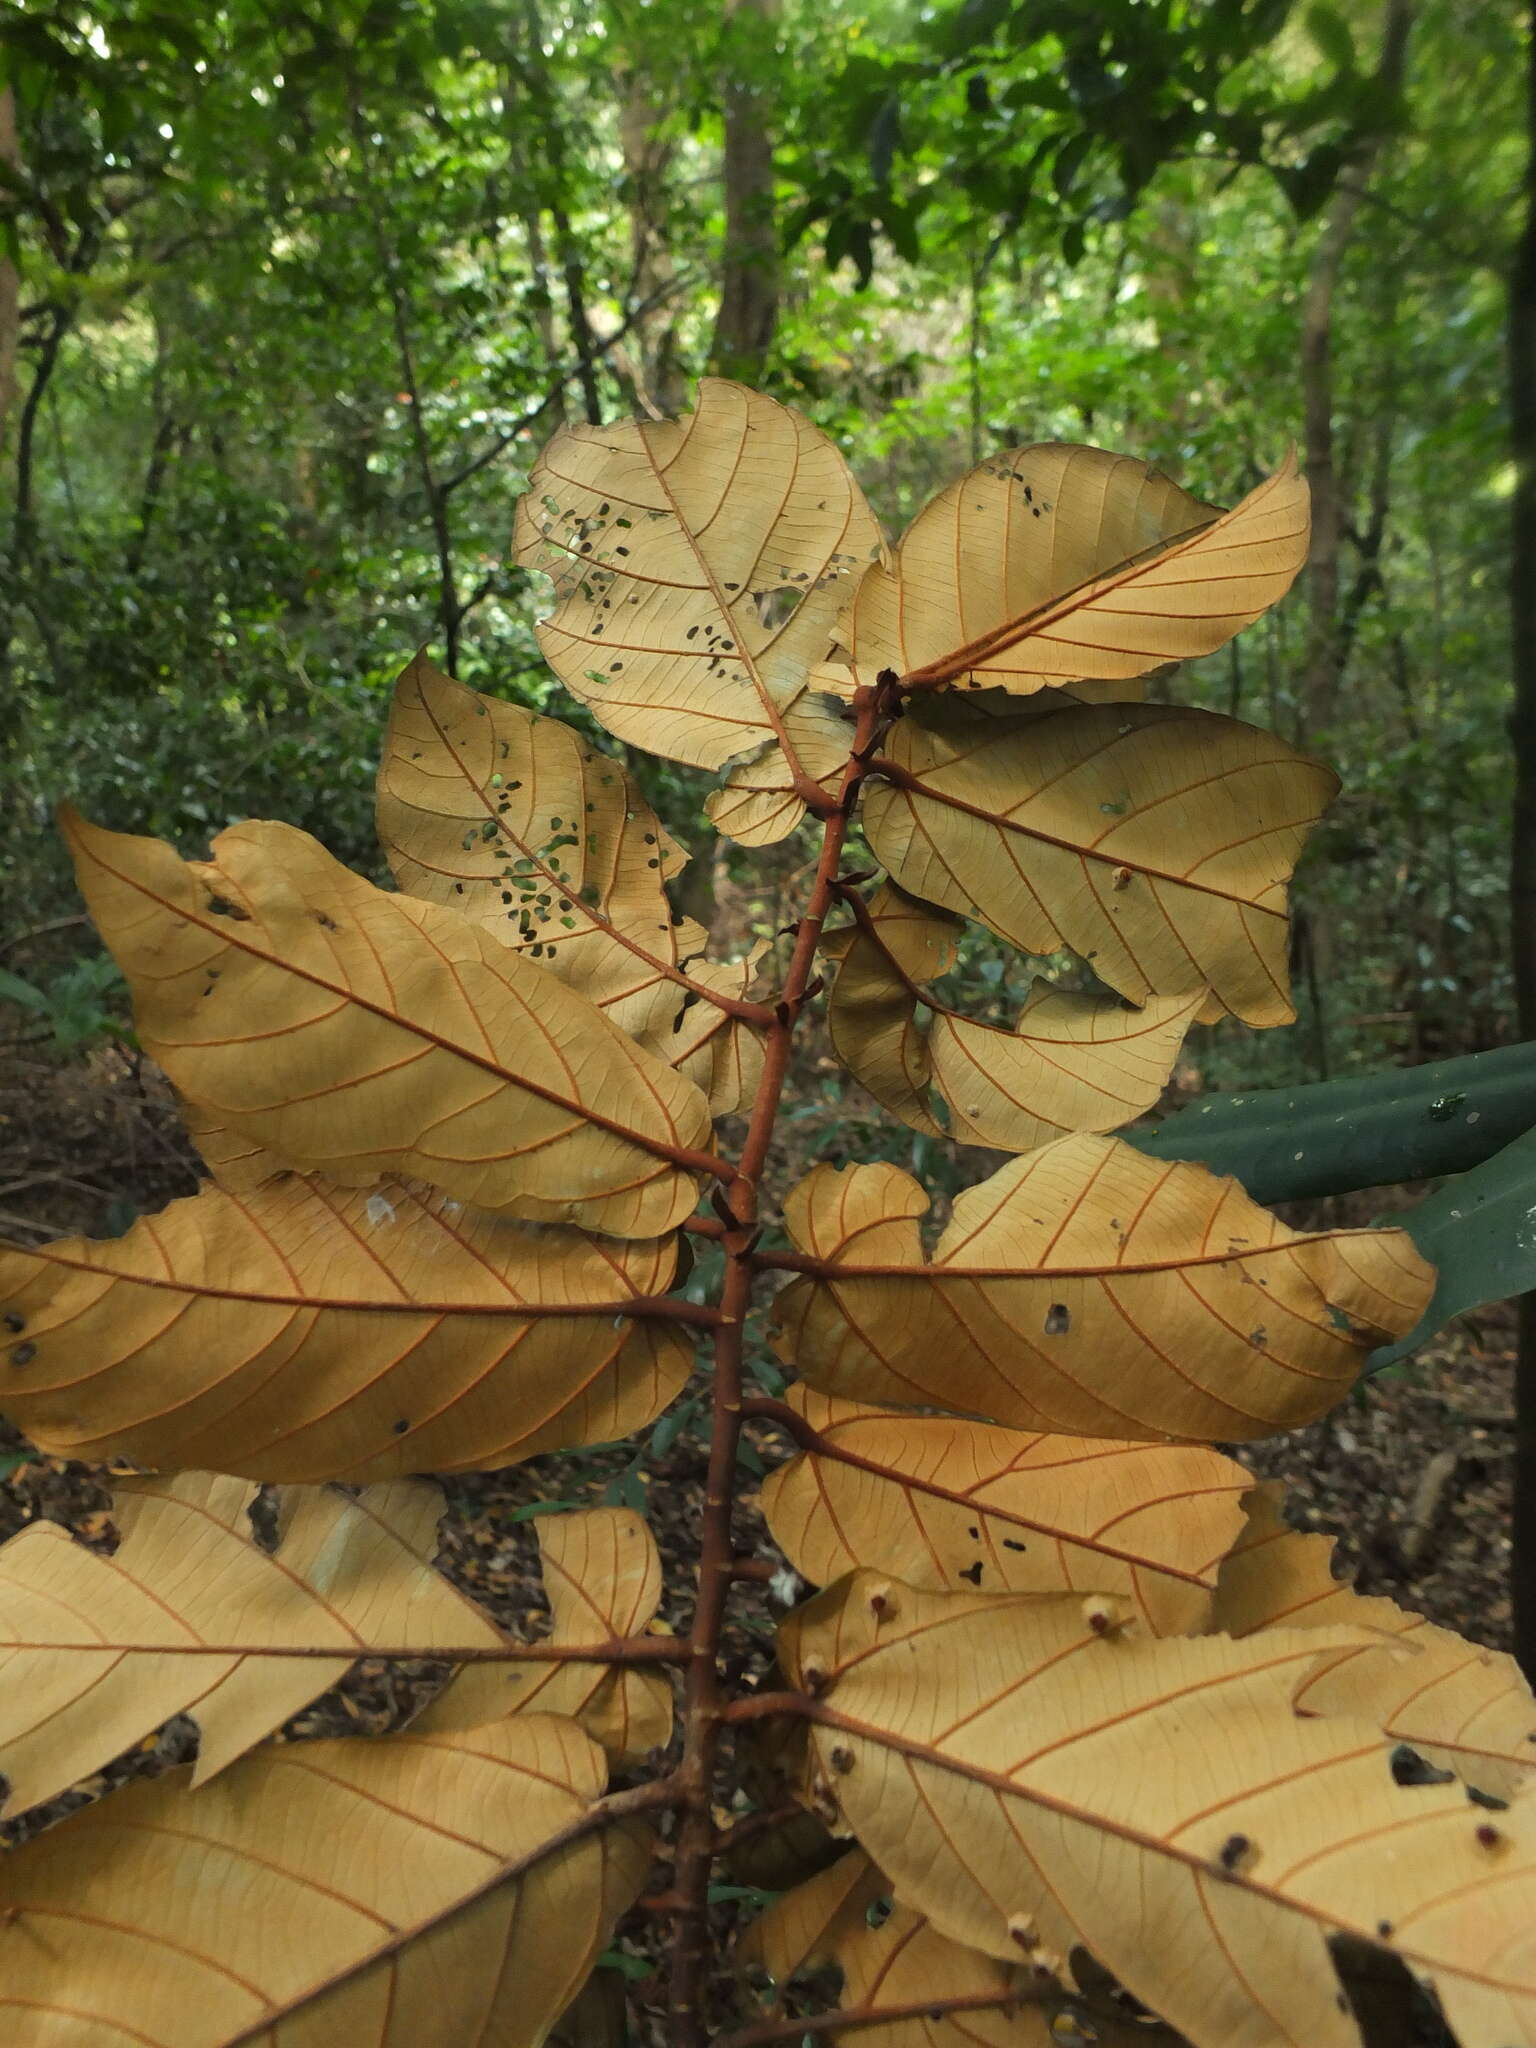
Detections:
[0, 0, 1516, 1099]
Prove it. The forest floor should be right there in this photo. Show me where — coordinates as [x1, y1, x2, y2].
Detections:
[0, 1044, 1517, 2043]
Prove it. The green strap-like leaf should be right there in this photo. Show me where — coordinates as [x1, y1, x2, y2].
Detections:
[1369, 1121, 1536, 1369]
[1134, 1040, 1536, 1204]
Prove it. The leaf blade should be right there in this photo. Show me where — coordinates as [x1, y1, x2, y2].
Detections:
[781, 1576, 1536, 2048]
[761, 1385, 1251, 1633]
[772, 1138, 1434, 1442]
[512, 379, 882, 781]
[863, 701, 1337, 1027]
[0, 1175, 694, 1480]
[0, 1714, 649, 2048]
[377, 656, 764, 1113]
[61, 807, 715, 1238]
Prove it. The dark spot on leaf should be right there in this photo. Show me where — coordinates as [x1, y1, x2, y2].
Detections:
[1390, 1744, 1454, 1787]
[1469, 1785, 1510, 1811]
[394, 1419, 411, 1436]
[3, 1314, 23, 1334]
[10, 1342, 36, 1367]
[959, 1560, 984, 1585]
[1044, 1303, 1070, 1335]
[1003, 1537, 1027, 1552]
[204, 894, 249, 920]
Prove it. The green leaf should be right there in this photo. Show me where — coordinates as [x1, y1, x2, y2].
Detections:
[1134, 1042, 1536, 1204]
[0, 1449, 38, 1480]
[597, 1949, 654, 1981]
[507, 1499, 587, 1523]
[1305, 2, 1357, 72]
[1369, 1124, 1536, 1369]
[0, 969, 50, 1014]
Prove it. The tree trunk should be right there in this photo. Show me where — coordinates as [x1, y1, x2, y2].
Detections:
[1509, 0, 1536, 1684]
[1298, 0, 1412, 738]
[0, 86, 19, 455]
[618, 69, 686, 416]
[708, 0, 780, 384]
[513, 7, 604, 426]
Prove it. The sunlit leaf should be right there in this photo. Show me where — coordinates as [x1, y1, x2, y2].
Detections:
[61, 808, 715, 1239]
[771, 1140, 1433, 1442]
[760, 1385, 1250, 1633]
[0, 1713, 649, 2047]
[827, 882, 1199, 1149]
[0, 1475, 506, 1818]
[0, 1175, 694, 1480]
[511, 379, 882, 785]
[1212, 1483, 1536, 1801]
[418, 1507, 673, 1762]
[377, 657, 764, 1112]
[863, 699, 1337, 1027]
[836, 444, 1306, 696]
[780, 1575, 1536, 2048]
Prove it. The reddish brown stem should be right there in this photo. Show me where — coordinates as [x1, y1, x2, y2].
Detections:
[729, 1555, 777, 1583]
[683, 1212, 729, 1239]
[664, 682, 895, 2045]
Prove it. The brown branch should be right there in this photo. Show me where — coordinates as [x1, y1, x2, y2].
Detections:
[665, 678, 901, 2044]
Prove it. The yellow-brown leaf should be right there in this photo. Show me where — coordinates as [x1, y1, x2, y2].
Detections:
[781, 1575, 1536, 2048]
[704, 679, 857, 847]
[512, 379, 882, 778]
[838, 444, 1305, 696]
[61, 808, 714, 1238]
[0, 1175, 693, 1480]
[863, 700, 1337, 1027]
[760, 1385, 1250, 1633]
[0, 1475, 504, 1818]
[1212, 1482, 1536, 1800]
[827, 882, 1198, 1149]
[0, 1714, 649, 2047]
[771, 1140, 1433, 1442]
[738, 1851, 1061, 2043]
[418, 1507, 672, 1761]
[377, 656, 763, 1112]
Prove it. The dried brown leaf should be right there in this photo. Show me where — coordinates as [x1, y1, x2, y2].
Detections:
[0, 1174, 693, 1480]
[780, 1575, 1536, 2048]
[827, 883, 1199, 1149]
[377, 657, 764, 1112]
[0, 1475, 504, 1818]
[60, 808, 714, 1239]
[771, 1140, 1433, 1442]
[738, 1850, 1059, 2043]
[511, 379, 882, 784]
[0, 1713, 649, 2046]
[863, 700, 1337, 1028]
[1212, 1482, 1536, 1801]
[836, 445, 1305, 696]
[417, 1507, 672, 1761]
[760, 1385, 1250, 1633]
